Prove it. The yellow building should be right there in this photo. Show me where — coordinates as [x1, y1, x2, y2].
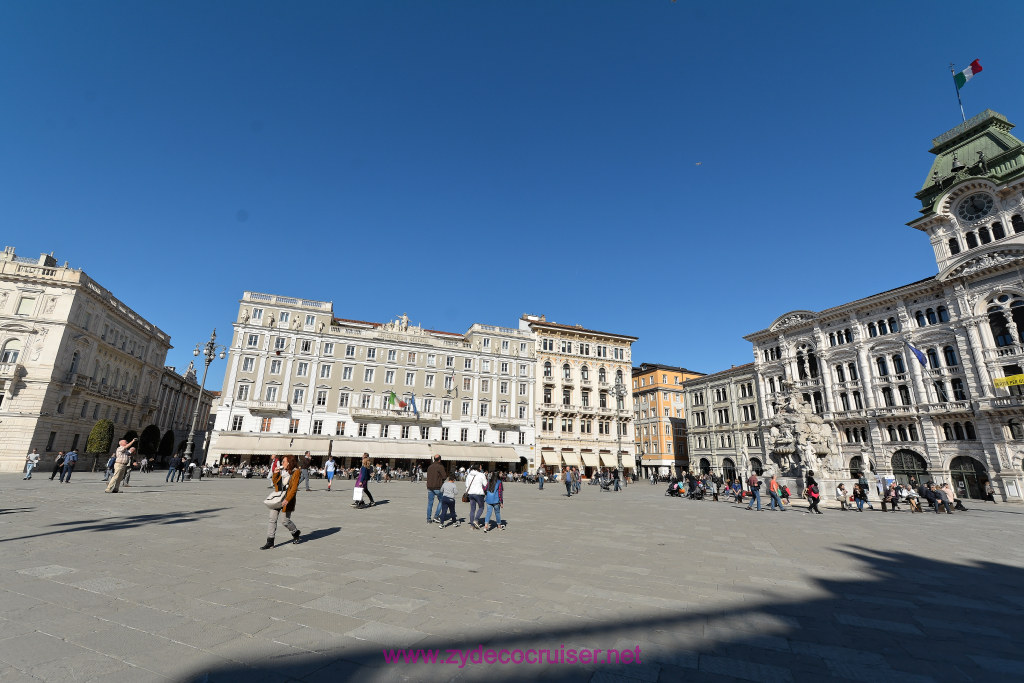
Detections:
[632, 363, 705, 477]
[522, 314, 638, 477]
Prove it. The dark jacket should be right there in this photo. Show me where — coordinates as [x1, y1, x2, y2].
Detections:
[426, 461, 447, 489]
[272, 468, 301, 513]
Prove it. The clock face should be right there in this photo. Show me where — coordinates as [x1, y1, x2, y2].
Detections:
[957, 192, 993, 222]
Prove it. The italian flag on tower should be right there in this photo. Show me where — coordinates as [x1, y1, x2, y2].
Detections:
[954, 59, 982, 90]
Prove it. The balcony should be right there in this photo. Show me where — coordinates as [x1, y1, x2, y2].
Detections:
[349, 406, 442, 422]
[983, 345, 1023, 361]
[244, 400, 290, 414]
[979, 395, 1024, 410]
[489, 416, 526, 429]
[0, 362, 25, 379]
[917, 401, 971, 414]
[871, 405, 913, 417]
[542, 375, 555, 384]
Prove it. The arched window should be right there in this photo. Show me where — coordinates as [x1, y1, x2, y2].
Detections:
[926, 308, 937, 325]
[965, 422, 977, 440]
[598, 367, 606, 383]
[897, 425, 908, 441]
[879, 320, 888, 334]
[1013, 214, 1024, 234]
[909, 424, 918, 440]
[750, 458, 764, 476]
[887, 426, 897, 441]
[835, 364, 845, 382]
[543, 361, 552, 378]
[966, 232, 978, 248]
[580, 365, 589, 380]
[829, 332, 837, 346]
[797, 352, 807, 379]
[915, 311, 926, 327]
[943, 346, 958, 366]
[992, 222, 1006, 240]
[876, 357, 889, 376]
[615, 369, 623, 384]
[562, 364, 571, 380]
[898, 384, 911, 405]
[69, 351, 80, 376]
[937, 306, 950, 322]
[890, 450, 929, 486]
[844, 329, 853, 343]
[868, 323, 877, 337]
[849, 455, 862, 477]
[979, 226, 992, 244]
[845, 428, 853, 442]
[808, 352, 819, 378]
[892, 354, 906, 374]
[953, 422, 965, 440]
[882, 387, 894, 406]
[948, 237, 961, 255]
[0, 339, 21, 363]
[848, 363, 858, 381]
[1009, 419, 1024, 440]
[943, 423, 953, 440]
[926, 348, 940, 369]
[988, 303, 1014, 347]
[92, 360, 100, 379]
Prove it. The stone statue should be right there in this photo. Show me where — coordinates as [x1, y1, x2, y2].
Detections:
[44, 297, 57, 314]
[268, 315, 275, 328]
[0, 291, 8, 310]
[293, 320, 301, 330]
[240, 309, 250, 323]
[319, 322, 325, 332]
[399, 313, 409, 331]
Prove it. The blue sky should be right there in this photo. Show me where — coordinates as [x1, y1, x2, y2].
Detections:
[3, 1, 1024, 388]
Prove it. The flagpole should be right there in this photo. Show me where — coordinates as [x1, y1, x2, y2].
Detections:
[950, 63, 966, 123]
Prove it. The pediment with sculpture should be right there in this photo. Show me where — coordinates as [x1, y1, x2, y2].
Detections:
[768, 311, 816, 332]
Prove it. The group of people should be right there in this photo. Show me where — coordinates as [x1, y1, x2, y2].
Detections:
[425, 454, 505, 531]
[23, 448, 79, 482]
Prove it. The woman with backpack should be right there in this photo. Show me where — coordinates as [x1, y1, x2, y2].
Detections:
[805, 471, 822, 514]
[483, 471, 504, 532]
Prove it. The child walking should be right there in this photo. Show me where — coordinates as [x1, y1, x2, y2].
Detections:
[438, 474, 460, 528]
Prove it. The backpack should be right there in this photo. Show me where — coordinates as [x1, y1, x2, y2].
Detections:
[485, 482, 501, 505]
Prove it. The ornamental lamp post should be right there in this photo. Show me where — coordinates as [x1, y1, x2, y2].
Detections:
[183, 329, 227, 466]
[611, 379, 630, 483]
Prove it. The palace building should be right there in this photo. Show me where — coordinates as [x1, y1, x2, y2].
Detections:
[739, 110, 1024, 501]
[632, 362, 704, 478]
[207, 293, 537, 470]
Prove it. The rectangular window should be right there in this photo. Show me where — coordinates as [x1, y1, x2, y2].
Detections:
[427, 353, 436, 367]
[519, 364, 528, 377]
[401, 425, 410, 439]
[260, 417, 273, 432]
[278, 311, 289, 324]
[319, 364, 332, 379]
[339, 392, 350, 408]
[382, 424, 390, 438]
[247, 334, 259, 347]
[464, 358, 473, 370]
[265, 386, 278, 401]
[316, 390, 327, 406]
[444, 375, 454, 390]
[364, 368, 374, 382]
[231, 415, 243, 431]
[499, 430, 506, 443]
[275, 336, 286, 350]
[425, 374, 435, 388]
[480, 403, 489, 417]
[405, 372, 415, 386]
[500, 381, 508, 394]
[420, 426, 429, 439]
[519, 432, 526, 445]
[237, 385, 250, 400]
[300, 340, 312, 353]
[305, 314, 316, 327]
[342, 366, 353, 380]
[482, 360, 490, 372]
[346, 345, 356, 357]
[422, 398, 432, 412]
[462, 401, 471, 416]
[446, 355, 455, 368]
[288, 419, 299, 434]
[500, 362, 509, 374]
[293, 388, 305, 404]
[251, 308, 264, 320]
[296, 362, 309, 376]
[366, 347, 377, 360]
[519, 405, 527, 419]
[479, 428, 486, 441]
[481, 379, 490, 393]
[242, 357, 255, 372]
[16, 297, 36, 316]
[312, 419, 323, 434]
[270, 359, 282, 374]
[358, 423, 368, 437]
[442, 427, 450, 441]
[459, 428, 469, 442]
[387, 350, 397, 362]
[360, 393, 372, 408]
[408, 352, 417, 364]
[336, 421, 345, 435]
[443, 399, 451, 415]
[385, 370, 396, 384]
[323, 343, 334, 356]
[463, 377, 472, 391]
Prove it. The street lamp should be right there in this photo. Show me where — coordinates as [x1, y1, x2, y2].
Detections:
[611, 379, 630, 482]
[184, 329, 227, 465]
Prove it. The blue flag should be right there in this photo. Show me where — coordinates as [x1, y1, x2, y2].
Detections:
[907, 343, 927, 368]
[409, 394, 419, 417]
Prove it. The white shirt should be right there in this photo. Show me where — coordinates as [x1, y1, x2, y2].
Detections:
[465, 469, 487, 495]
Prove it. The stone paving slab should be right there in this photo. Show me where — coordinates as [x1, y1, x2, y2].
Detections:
[2, 473, 1023, 682]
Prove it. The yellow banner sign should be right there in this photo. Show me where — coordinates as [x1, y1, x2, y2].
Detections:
[994, 374, 1024, 388]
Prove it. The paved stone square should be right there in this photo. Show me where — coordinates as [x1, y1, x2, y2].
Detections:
[1, 471, 1022, 683]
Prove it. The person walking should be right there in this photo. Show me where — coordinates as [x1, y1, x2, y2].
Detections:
[325, 456, 336, 491]
[745, 472, 762, 511]
[805, 471, 822, 514]
[465, 463, 487, 529]
[563, 466, 573, 497]
[166, 454, 181, 483]
[426, 454, 447, 523]
[48, 452, 66, 481]
[483, 471, 504, 533]
[104, 440, 136, 493]
[856, 471, 875, 510]
[59, 449, 79, 483]
[23, 449, 41, 479]
[767, 474, 786, 511]
[354, 454, 375, 508]
[438, 474, 459, 528]
[261, 453, 302, 549]
[537, 466, 546, 491]
[176, 457, 188, 483]
[983, 479, 996, 503]
[299, 451, 312, 491]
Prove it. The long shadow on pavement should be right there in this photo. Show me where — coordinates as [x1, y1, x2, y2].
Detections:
[0, 508, 228, 543]
[181, 546, 1024, 682]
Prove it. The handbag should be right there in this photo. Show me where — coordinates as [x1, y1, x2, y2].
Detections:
[461, 492, 470, 503]
[353, 486, 365, 502]
[264, 490, 287, 509]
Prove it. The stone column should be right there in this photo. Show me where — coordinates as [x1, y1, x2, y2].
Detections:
[856, 348, 876, 409]
[964, 319, 994, 397]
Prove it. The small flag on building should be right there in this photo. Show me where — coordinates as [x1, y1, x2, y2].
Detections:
[410, 394, 419, 417]
[906, 343, 928, 368]
[387, 391, 398, 407]
[953, 59, 982, 90]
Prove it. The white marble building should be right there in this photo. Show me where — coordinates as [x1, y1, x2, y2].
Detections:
[0, 247, 172, 471]
[742, 110, 1024, 501]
